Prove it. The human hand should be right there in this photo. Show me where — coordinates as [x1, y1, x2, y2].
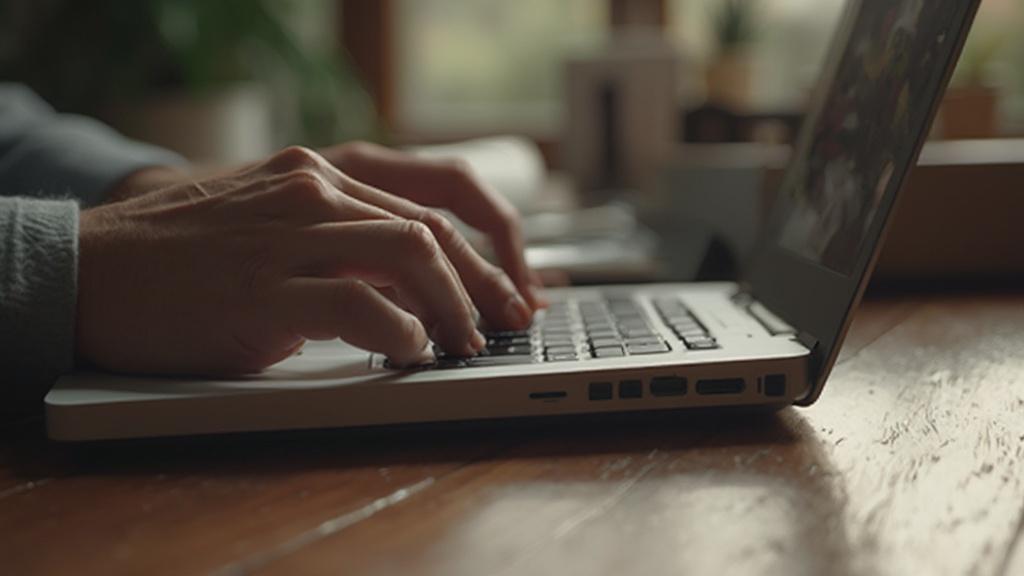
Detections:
[77, 146, 536, 375]
[320, 141, 545, 310]
[108, 142, 544, 311]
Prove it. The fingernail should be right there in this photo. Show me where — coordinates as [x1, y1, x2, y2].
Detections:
[505, 295, 532, 327]
[471, 330, 486, 351]
[528, 286, 549, 309]
[413, 341, 436, 365]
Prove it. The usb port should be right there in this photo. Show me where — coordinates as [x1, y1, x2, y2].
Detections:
[589, 382, 613, 401]
[619, 380, 643, 399]
[650, 376, 686, 397]
[696, 378, 745, 395]
[764, 374, 786, 397]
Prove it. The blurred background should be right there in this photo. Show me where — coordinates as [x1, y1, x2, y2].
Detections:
[3, 0, 1022, 284]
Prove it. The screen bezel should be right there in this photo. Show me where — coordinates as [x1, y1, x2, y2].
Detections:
[745, 0, 981, 405]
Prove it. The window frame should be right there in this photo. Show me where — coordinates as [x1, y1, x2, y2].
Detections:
[338, 0, 666, 163]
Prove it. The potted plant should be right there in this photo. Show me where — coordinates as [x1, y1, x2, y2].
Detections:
[0, 0, 376, 162]
[705, 0, 758, 110]
[940, 19, 1007, 139]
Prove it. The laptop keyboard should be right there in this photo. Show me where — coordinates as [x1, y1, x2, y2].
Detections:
[421, 295, 719, 369]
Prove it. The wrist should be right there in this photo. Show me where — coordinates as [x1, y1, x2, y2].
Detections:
[106, 165, 188, 203]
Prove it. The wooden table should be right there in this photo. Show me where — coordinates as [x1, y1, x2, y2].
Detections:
[3, 291, 1024, 576]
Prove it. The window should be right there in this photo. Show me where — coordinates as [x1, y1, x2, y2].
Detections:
[392, 0, 608, 135]
[366, 0, 1024, 140]
[667, 0, 846, 110]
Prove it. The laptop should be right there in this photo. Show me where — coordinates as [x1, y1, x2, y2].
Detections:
[45, 0, 980, 441]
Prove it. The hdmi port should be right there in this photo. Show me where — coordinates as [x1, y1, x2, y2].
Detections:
[696, 378, 745, 395]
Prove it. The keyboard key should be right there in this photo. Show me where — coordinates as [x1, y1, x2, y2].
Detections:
[626, 342, 671, 354]
[468, 355, 537, 367]
[589, 337, 622, 348]
[485, 330, 530, 339]
[546, 352, 578, 362]
[617, 318, 650, 329]
[542, 335, 574, 347]
[487, 336, 530, 347]
[586, 329, 620, 340]
[670, 318, 700, 328]
[653, 297, 685, 310]
[659, 308, 689, 320]
[485, 344, 533, 356]
[624, 337, 662, 347]
[662, 312, 693, 324]
[684, 337, 719, 350]
[434, 356, 470, 369]
[675, 328, 706, 339]
[620, 327, 656, 339]
[594, 346, 625, 358]
[543, 318, 571, 329]
[545, 345, 576, 356]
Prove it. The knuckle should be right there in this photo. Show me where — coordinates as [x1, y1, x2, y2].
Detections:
[398, 220, 439, 260]
[341, 140, 377, 160]
[271, 145, 322, 171]
[495, 206, 522, 238]
[397, 314, 425, 349]
[334, 141, 383, 173]
[419, 210, 457, 243]
[331, 279, 366, 316]
[442, 159, 479, 188]
[483, 262, 513, 290]
[284, 169, 333, 205]
[444, 158, 474, 180]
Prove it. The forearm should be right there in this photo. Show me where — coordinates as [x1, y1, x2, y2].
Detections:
[0, 84, 185, 206]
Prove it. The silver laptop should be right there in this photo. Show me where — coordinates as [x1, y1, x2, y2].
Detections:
[45, 0, 980, 441]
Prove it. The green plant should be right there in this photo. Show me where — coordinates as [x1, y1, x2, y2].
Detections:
[951, 21, 1008, 89]
[711, 0, 758, 54]
[0, 0, 377, 145]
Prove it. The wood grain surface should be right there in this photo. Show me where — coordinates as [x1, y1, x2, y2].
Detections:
[2, 293, 1024, 576]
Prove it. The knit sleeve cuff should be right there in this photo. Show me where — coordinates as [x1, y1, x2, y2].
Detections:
[0, 197, 79, 414]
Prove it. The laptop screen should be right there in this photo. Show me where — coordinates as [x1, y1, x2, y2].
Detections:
[774, 0, 974, 275]
[746, 0, 977, 404]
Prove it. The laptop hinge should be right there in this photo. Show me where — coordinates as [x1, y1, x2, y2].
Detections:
[793, 330, 822, 406]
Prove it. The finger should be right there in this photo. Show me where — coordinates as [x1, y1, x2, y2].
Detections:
[374, 286, 411, 312]
[276, 277, 434, 367]
[255, 147, 492, 329]
[528, 269, 551, 307]
[326, 144, 542, 310]
[248, 147, 478, 321]
[286, 220, 485, 356]
[356, 187, 531, 330]
[317, 171, 534, 330]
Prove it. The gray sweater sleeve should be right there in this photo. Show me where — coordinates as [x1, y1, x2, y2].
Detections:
[0, 85, 185, 415]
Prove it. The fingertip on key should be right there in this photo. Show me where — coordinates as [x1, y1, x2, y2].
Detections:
[505, 295, 532, 328]
[471, 330, 486, 351]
